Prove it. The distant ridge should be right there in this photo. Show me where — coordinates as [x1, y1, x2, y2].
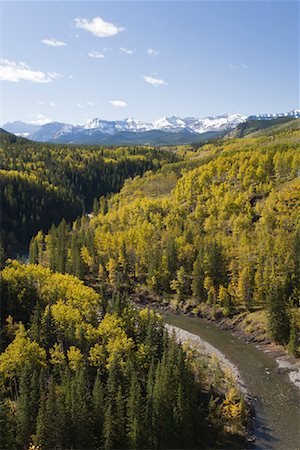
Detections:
[3, 109, 299, 145]
[2, 113, 247, 144]
[227, 116, 300, 138]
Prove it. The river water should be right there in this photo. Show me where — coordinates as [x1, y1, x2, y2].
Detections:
[164, 312, 300, 450]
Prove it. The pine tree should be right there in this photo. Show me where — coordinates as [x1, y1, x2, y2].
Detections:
[29, 237, 38, 264]
[145, 359, 155, 447]
[93, 197, 99, 215]
[92, 372, 104, 447]
[41, 305, 56, 350]
[267, 281, 290, 344]
[35, 378, 65, 449]
[35, 391, 47, 447]
[288, 313, 299, 356]
[0, 396, 16, 449]
[115, 386, 126, 448]
[127, 371, 143, 449]
[16, 365, 32, 448]
[29, 302, 43, 342]
[70, 369, 93, 448]
[192, 252, 205, 300]
[104, 359, 125, 449]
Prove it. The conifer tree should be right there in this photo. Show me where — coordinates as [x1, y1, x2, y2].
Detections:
[16, 365, 32, 447]
[192, 251, 205, 300]
[92, 371, 104, 447]
[267, 280, 290, 344]
[127, 371, 143, 449]
[0, 395, 16, 449]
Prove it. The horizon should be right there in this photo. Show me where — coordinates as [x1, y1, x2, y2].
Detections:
[2, 107, 300, 128]
[1, 1, 299, 125]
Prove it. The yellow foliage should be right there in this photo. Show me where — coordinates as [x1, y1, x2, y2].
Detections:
[67, 346, 84, 371]
[88, 343, 105, 368]
[221, 387, 242, 420]
[0, 324, 46, 379]
[49, 343, 65, 366]
[80, 246, 94, 271]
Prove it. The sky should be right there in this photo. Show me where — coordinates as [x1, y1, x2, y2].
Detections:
[1, 0, 299, 125]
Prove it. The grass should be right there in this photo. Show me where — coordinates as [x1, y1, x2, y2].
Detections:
[238, 310, 269, 341]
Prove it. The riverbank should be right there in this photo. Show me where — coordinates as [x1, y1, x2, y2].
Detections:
[166, 323, 249, 397]
[134, 292, 300, 391]
[166, 322, 255, 447]
[195, 305, 300, 391]
[163, 311, 300, 450]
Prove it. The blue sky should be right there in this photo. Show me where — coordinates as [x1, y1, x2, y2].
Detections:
[1, 1, 299, 125]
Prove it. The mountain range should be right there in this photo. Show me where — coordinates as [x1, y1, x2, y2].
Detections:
[3, 109, 300, 145]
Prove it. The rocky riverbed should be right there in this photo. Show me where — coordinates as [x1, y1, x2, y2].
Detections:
[166, 323, 249, 396]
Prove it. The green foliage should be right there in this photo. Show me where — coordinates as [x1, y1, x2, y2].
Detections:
[228, 116, 298, 138]
[3, 126, 299, 449]
[1, 260, 233, 449]
[0, 140, 178, 255]
[31, 129, 300, 347]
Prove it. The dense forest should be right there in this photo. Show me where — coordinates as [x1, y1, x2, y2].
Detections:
[0, 260, 247, 449]
[1, 121, 299, 449]
[30, 126, 300, 353]
[0, 136, 177, 255]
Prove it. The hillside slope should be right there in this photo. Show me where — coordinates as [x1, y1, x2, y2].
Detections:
[30, 127, 300, 354]
[227, 116, 298, 138]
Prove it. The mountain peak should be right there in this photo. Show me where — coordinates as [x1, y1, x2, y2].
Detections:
[3, 109, 299, 144]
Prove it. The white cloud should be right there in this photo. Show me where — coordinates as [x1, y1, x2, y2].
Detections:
[88, 51, 105, 59]
[0, 59, 61, 83]
[143, 75, 168, 87]
[38, 100, 56, 106]
[69, 75, 74, 79]
[74, 17, 125, 38]
[110, 100, 127, 107]
[120, 47, 134, 55]
[42, 38, 67, 47]
[147, 48, 160, 57]
[76, 101, 95, 108]
[29, 114, 52, 125]
[230, 62, 248, 70]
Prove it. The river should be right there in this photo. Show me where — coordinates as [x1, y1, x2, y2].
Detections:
[164, 312, 300, 450]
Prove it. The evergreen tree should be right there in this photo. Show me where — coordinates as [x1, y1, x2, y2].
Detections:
[70, 369, 93, 448]
[35, 378, 65, 449]
[127, 371, 144, 449]
[288, 313, 299, 356]
[192, 251, 205, 300]
[0, 395, 16, 449]
[267, 280, 290, 344]
[16, 365, 33, 447]
[92, 371, 104, 447]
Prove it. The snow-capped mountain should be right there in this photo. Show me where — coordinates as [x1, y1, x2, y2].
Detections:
[83, 113, 247, 134]
[3, 110, 299, 145]
[83, 117, 152, 134]
[152, 116, 187, 131]
[249, 109, 300, 120]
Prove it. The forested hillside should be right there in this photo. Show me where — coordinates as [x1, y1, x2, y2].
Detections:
[0, 260, 247, 449]
[30, 127, 300, 353]
[227, 116, 298, 138]
[0, 136, 177, 255]
[1, 123, 299, 449]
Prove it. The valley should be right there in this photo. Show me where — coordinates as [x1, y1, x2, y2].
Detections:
[1, 116, 300, 449]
